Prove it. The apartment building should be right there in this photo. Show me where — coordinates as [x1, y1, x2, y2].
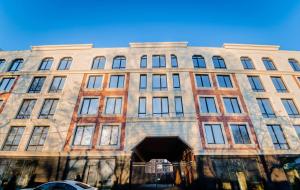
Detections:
[0, 42, 299, 189]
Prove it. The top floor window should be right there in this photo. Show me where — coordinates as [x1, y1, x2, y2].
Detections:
[212, 56, 226, 69]
[140, 55, 147, 68]
[192, 55, 206, 68]
[241, 57, 255, 70]
[8, 59, 23, 72]
[92, 56, 106, 70]
[171, 54, 178, 68]
[57, 57, 72, 70]
[112, 56, 126, 69]
[39, 58, 53, 71]
[289, 59, 300, 71]
[0, 59, 5, 67]
[152, 55, 166, 68]
[262, 58, 276, 70]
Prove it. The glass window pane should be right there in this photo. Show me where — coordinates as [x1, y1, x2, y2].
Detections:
[100, 126, 111, 145]
[212, 124, 225, 144]
[205, 125, 214, 144]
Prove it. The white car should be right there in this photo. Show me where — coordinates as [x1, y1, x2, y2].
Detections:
[21, 180, 97, 190]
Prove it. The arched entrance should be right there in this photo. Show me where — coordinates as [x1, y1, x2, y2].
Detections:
[130, 137, 195, 190]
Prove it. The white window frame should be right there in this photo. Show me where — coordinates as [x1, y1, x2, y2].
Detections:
[221, 95, 245, 116]
[228, 122, 255, 147]
[97, 123, 121, 149]
[78, 96, 100, 116]
[85, 74, 104, 90]
[202, 122, 229, 148]
[103, 96, 124, 116]
[198, 95, 221, 116]
[71, 123, 95, 149]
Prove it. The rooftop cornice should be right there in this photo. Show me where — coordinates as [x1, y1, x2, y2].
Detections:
[31, 44, 93, 51]
[223, 43, 280, 51]
[129, 42, 188, 48]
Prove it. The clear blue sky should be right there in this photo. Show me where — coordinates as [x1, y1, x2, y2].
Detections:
[1, 0, 300, 50]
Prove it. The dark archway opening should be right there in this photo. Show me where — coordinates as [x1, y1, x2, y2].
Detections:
[130, 137, 194, 190]
[132, 137, 192, 163]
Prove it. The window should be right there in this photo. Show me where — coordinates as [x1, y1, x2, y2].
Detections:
[175, 96, 184, 117]
[0, 77, 15, 91]
[223, 97, 242, 113]
[109, 75, 125, 88]
[140, 55, 147, 68]
[267, 124, 288, 149]
[257, 98, 276, 118]
[87, 75, 103, 89]
[212, 56, 226, 69]
[39, 58, 53, 70]
[92, 56, 106, 69]
[152, 74, 167, 90]
[262, 58, 276, 70]
[104, 97, 122, 114]
[195, 74, 211, 88]
[0, 59, 5, 67]
[100, 125, 119, 146]
[8, 59, 23, 72]
[241, 57, 255, 70]
[294, 125, 300, 139]
[2, 126, 25, 151]
[230, 124, 251, 144]
[79, 98, 99, 115]
[28, 77, 46, 93]
[152, 55, 166, 68]
[138, 97, 146, 117]
[172, 74, 180, 89]
[204, 124, 225, 144]
[57, 57, 72, 70]
[49, 76, 66, 93]
[171, 54, 178, 68]
[39, 99, 59, 119]
[73, 125, 94, 146]
[152, 97, 169, 117]
[217, 75, 233, 88]
[192, 55, 206, 68]
[112, 56, 126, 69]
[271, 77, 287, 92]
[16, 99, 36, 119]
[139, 74, 147, 90]
[199, 97, 218, 113]
[281, 99, 300, 118]
[27, 126, 49, 151]
[288, 59, 300, 71]
[248, 76, 265, 92]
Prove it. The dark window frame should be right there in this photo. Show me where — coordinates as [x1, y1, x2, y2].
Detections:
[28, 76, 46, 93]
[57, 57, 72, 70]
[91, 56, 106, 70]
[212, 56, 226, 69]
[192, 55, 206, 68]
[39, 58, 53, 71]
[112, 56, 126, 69]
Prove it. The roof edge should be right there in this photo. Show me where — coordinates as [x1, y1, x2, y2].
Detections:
[31, 44, 93, 51]
[223, 43, 280, 51]
[129, 42, 188, 48]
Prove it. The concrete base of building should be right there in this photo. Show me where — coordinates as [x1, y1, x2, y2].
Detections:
[0, 155, 299, 190]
